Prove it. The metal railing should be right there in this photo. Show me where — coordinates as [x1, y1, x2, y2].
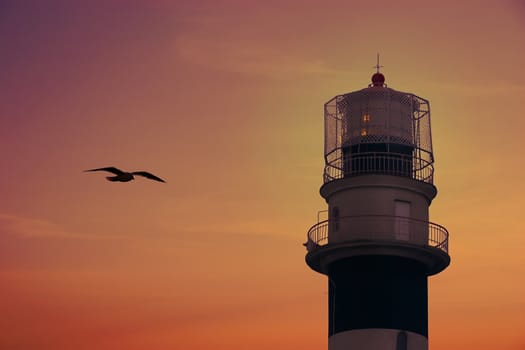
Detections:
[305, 215, 448, 254]
[324, 151, 434, 184]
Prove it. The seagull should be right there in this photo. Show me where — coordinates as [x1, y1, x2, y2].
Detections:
[84, 167, 166, 183]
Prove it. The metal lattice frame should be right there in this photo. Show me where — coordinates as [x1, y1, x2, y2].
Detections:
[323, 87, 434, 184]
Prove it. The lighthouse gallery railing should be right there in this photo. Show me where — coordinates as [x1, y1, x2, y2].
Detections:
[323, 151, 434, 184]
[305, 215, 448, 254]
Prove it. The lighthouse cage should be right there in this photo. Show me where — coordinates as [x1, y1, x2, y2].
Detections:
[323, 78, 433, 184]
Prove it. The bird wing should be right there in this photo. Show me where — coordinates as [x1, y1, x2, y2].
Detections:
[84, 167, 125, 175]
[131, 171, 166, 183]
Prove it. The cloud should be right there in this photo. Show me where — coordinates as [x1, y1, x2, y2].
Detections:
[175, 35, 344, 79]
[431, 80, 525, 97]
[0, 213, 72, 238]
[0, 213, 123, 240]
[173, 11, 352, 80]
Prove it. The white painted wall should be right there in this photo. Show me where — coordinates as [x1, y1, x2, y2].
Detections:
[322, 176, 435, 246]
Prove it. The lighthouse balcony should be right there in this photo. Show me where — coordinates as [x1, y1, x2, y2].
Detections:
[323, 151, 434, 184]
[305, 215, 449, 275]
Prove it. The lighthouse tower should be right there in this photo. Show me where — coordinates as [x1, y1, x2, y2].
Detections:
[305, 62, 450, 350]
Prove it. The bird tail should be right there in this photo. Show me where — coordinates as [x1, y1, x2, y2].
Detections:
[106, 176, 120, 182]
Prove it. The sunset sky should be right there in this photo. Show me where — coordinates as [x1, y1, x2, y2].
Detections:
[1, 0, 524, 349]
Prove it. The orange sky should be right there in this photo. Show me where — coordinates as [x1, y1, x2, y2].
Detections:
[1, 0, 524, 349]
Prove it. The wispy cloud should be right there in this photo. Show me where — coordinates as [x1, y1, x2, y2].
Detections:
[175, 35, 344, 79]
[430, 80, 525, 97]
[173, 11, 352, 80]
[0, 213, 72, 238]
[0, 213, 124, 240]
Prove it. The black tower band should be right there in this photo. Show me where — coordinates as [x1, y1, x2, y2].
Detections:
[328, 256, 428, 337]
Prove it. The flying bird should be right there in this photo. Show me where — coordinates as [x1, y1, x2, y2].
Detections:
[84, 167, 166, 183]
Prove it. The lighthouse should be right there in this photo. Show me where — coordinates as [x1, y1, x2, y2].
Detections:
[305, 61, 450, 350]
